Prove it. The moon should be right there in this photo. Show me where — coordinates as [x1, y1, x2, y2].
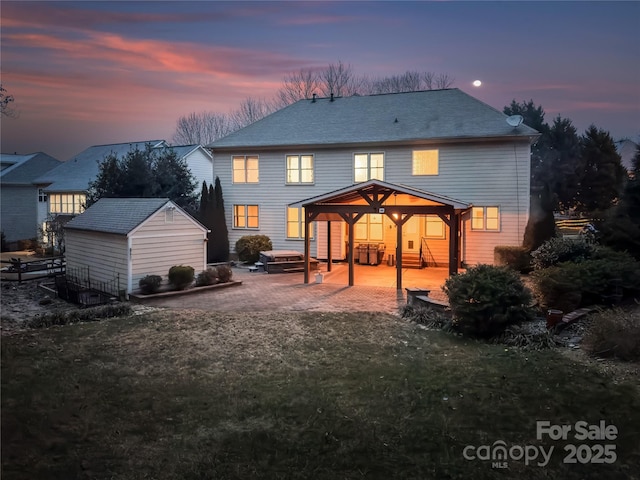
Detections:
[473, 80, 482, 87]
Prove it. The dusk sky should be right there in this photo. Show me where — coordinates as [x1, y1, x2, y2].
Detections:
[1, 1, 639, 160]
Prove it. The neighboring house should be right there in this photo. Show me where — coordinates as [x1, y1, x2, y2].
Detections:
[64, 198, 208, 296]
[615, 138, 638, 175]
[208, 88, 539, 286]
[33, 140, 214, 221]
[0, 152, 61, 244]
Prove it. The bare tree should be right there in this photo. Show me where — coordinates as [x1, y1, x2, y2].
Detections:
[363, 71, 455, 95]
[173, 111, 234, 145]
[319, 61, 363, 97]
[1, 83, 17, 118]
[275, 68, 321, 107]
[229, 97, 275, 130]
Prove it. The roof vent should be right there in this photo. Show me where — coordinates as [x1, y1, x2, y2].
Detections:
[394, 118, 398, 123]
[311, 93, 316, 103]
[330, 92, 334, 102]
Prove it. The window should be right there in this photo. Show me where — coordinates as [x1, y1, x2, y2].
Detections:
[471, 206, 500, 231]
[286, 206, 314, 239]
[354, 153, 384, 182]
[286, 155, 314, 184]
[233, 204, 259, 229]
[425, 215, 445, 238]
[355, 214, 384, 241]
[38, 189, 47, 202]
[413, 149, 439, 175]
[233, 155, 259, 183]
[49, 193, 86, 214]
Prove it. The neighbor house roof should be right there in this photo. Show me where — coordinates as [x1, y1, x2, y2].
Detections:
[158, 144, 213, 160]
[64, 198, 172, 235]
[209, 88, 539, 150]
[0, 152, 61, 185]
[34, 140, 166, 192]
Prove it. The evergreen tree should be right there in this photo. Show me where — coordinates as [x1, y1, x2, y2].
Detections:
[545, 116, 583, 211]
[198, 181, 209, 225]
[211, 177, 230, 262]
[576, 125, 626, 214]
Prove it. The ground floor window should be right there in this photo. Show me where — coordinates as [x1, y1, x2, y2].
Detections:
[471, 206, 500, 231]
[425, 215, 446, 238]
[286, 207, 313, 239]
[355, 213, 384, 241]
[233, 204, 259, 229]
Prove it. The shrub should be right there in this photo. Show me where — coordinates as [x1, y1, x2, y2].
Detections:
[531, 236, 596, 270]
[196, 267, 218, 286]
[443, 264, 534, 337]
[216, 264, 233, 283]
[168, 265, 195, 290]
[138, 274, 163, 294]
[27, 303, 132, 329]
[494, 246, 531, 272]
[582, 308, 640, 361]
[400, 304, 451, 330]
[531, 253, 640, 311]
[0, 231, 6, 252]
[235, 235, 272, 263]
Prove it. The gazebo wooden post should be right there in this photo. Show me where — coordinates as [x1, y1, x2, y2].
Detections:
[304, 210, 311, 284]
[326, 221, 332, 272]
[449, 211, 459, 275]
[347, 214, 355, 286]
[396, 217, 403, 291]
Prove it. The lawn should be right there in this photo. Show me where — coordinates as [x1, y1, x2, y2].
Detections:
[2, 309, 639, 479]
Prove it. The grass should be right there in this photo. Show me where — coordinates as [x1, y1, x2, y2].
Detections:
[2, 309, 639, 479]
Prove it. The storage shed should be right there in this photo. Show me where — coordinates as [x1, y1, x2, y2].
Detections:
[64, 198, 208, 296]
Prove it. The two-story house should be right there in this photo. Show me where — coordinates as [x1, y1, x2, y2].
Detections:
[0, 152, 61, 246]
[32, 140, 214, 245]
[208, 89, 539, 287]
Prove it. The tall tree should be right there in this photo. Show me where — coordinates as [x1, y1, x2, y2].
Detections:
[544, 116, 583, 211]
[87, 145, 197, 210]
[210, 177, 230, 262]
[230, 97, 275, 130]
[575, 125, 626, 214]
[318, 61, 362, 97]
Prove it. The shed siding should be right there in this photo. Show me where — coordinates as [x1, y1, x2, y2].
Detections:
[65, 230, 128, 289]
[213, 141, 530, 265]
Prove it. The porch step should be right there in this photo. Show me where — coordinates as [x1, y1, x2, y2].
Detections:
[401, 254, 422, 269]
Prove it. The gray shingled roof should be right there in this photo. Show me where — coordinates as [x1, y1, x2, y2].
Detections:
[209, 89, 539, 150]
[34, 140, 166, 192]
[64, 197, 171, 235]
[0, 152, 62, 185]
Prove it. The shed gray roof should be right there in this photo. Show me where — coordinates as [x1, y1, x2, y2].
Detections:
[64, 197, 171, 235]
[209, 88, 539, 150]
[0, 152, 61, 185]
[34, 140, 166, 192]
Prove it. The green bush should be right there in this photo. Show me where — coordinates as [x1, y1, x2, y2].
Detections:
[494, 246, 531, 272]
[216, 264, 233, 283]
[235, 235, 272, 264]
[531, 252, 640, 311]
[195, 268, 218, 286]
[531, 236, 596, 270]
[168, 265, 195, 290]
[27, 303, 132, 329]
[138, 274, 163, 294]
[443, 264, 534, 337]
[582, 308, 640, 361]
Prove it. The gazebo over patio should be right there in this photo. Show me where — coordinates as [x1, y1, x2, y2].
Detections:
[290, 180, 470, 290]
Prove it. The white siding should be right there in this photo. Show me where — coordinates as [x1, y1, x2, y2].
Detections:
[129, 207, 207, 291]
[65, 230, 128, 292]
[213, 140, 530, 265]
[184, 149, 214, 190]
[0, 186, 38, 242]
[316, 221, 346, 260]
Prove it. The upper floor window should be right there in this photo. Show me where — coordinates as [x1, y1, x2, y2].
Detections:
[38, 189, 47, 202]
[354, 153, 384, 182]
[286, 206, 314, 239]
[49, 193, 86, 214]
[233, 204, 259, 229]
[471, 206, 500, 231]
[413, 149, 439, 175]
[233, 155, 259, 183]
[286, 155, 314, 184]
